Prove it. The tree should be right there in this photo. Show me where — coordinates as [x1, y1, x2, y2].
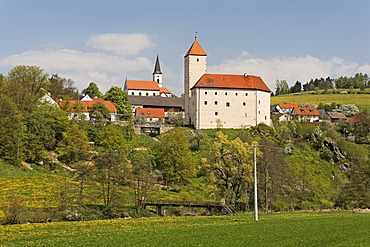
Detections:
[258, 138, 294, 211]
[82, 82, 102, 98]
[290, 81, 302, 93]
[202, 132, 254, 205]
[152, 129, 195, 184]
[4, 65, 50, 113]
[49, 74, 79, 100]
[25, 104, 69, 164]
[57, 122, 91, 164]
[275, 80, 289, 95]
[0, 93, 25, 165]
[94, 124, 129, 217]
[129, 150, 154, 216]
[104, 86, 132, 116]
[88, 102, 111, 122]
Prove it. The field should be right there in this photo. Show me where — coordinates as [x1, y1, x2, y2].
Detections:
[271, 93, 370, 112]
[1, 211, 369, 246]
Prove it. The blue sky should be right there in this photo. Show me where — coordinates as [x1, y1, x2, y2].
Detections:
[1, 0, 370, 96]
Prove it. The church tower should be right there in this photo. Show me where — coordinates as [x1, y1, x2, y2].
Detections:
[184, 39, 207, 125]
[153, 55, 163, 88]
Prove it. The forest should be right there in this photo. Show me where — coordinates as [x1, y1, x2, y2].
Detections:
[0, 65, 369, 224]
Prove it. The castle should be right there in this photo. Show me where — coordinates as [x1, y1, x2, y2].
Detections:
[124, 39, 272, 129]
[184, 39, 271, 129]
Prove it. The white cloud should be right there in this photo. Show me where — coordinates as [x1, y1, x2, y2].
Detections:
[208, 51, 370, 90]
[0, 47, 153, 93]
[86, 33, 154, 56]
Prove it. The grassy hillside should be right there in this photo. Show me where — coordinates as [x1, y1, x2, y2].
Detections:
[1, 212, 369, 246]
[271, 92, 370, 112]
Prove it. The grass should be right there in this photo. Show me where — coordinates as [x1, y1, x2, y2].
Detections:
[271, 92, 370, 112]
[0, 211, 369, 246]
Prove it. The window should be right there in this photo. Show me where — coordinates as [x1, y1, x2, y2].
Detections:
[215, 92, 218, 95]
[245, 93, 248, 96]
[225, 92, 228, 95]
[243, 102, 246, 106]
[131, 92, 134, 95]
[215, 112, 218, 116]
[205, 91, 208, 95]
[258, 111, 261, 114]
[235, 93, 238, 96]
[139, 92, 142, 96]
[258, 100, 261, 104]
[146, 93, 149, 96]
[226, 102, 230, 107]
[215, 101, 218, 105]
[245, 113, 248, 117]
[204, 101, 208, 105]
[153, 93, 155, 96]
[265, 116, 267, 120]
[197, 58, 199, 62]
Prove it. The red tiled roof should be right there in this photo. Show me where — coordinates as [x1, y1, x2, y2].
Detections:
[59, 98, 116, 113]
[192, 74, 271, 92]
[160, 87, 171, 94]
[135, 108, 165, 118]
[279, 103, 298, 109]
[292, 106, 320, 116]
[125, 80, 160, 90]
[185, 40, 207, 57]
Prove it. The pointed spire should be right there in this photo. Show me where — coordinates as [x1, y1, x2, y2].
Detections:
[153, 55, 162, 75]
[185, 39, 207, 57]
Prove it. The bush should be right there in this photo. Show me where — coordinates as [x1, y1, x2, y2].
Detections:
[1, 197, 25, 224]
[271, 200, 289, 211]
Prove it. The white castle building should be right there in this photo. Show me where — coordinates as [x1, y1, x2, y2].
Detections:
[184, 39, 272, 129]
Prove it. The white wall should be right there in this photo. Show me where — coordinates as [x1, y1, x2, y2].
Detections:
[191, 87, 271, 129]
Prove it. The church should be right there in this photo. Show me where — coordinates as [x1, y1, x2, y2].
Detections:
[184, 39, 272, 129]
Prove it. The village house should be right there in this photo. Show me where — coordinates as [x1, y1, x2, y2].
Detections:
[184, 39, 271, 129]
[135, 107, 166, 124]
[319, 110, 347, 122]
[58, 95, 118, 121]
[290, 105, 320, 122]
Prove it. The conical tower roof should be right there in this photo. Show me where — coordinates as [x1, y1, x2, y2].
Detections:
[153, 55, 162, 75]
[185, 40, 207, 57]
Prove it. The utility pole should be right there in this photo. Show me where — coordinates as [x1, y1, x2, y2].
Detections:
[253, 146, 258, 221]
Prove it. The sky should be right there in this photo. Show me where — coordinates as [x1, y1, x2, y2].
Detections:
[1, 0, 370, 96]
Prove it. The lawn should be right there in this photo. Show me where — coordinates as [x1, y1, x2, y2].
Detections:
[1, 211, 369, 246]
[271, 93, 370, 112]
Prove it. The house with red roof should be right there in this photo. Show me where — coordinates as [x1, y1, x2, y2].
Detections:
[58, 95, 118, 121]
[291, 106, 320, 122]
[184, 39, 271, 129]
[135, 108, 165, 124]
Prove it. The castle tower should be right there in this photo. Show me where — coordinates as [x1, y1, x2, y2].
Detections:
[153, 55, 163, 88]
[184, 39, 207, 125]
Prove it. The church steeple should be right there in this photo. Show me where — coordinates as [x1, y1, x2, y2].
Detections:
[153, 55, 162, 75]
[153, 55, 163, 87]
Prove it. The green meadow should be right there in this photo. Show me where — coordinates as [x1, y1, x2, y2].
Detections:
[1, 211, 369, 246]
[271, 92, 370, 112]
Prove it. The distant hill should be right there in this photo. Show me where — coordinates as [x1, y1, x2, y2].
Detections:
[271, 91, 370, 112]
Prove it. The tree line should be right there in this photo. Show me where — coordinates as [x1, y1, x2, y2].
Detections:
[274, 73, 369, 95]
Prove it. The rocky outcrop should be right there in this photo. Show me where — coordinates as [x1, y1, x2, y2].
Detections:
[323, 137, 346, 162]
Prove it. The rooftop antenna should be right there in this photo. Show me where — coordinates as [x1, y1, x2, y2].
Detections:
[195, 31, 198, 40]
